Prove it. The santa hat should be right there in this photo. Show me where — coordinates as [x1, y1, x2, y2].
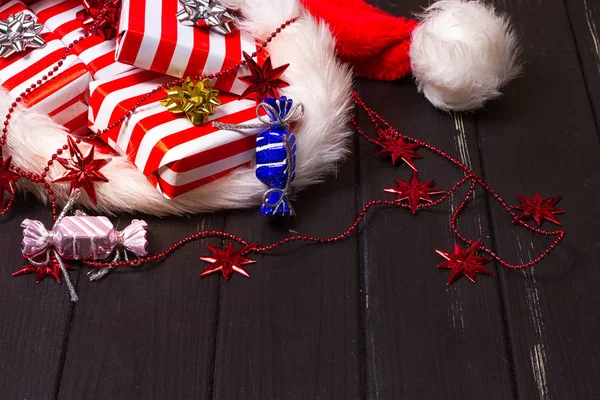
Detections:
[301, 0, 521, 111]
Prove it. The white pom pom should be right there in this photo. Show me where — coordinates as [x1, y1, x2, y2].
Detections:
[409, 0, 521, 111]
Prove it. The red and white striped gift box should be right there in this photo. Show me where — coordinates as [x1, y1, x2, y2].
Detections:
[115, 0, 264, 96]
[30, 0, 135, 80]
[0, 1, 90, 133]
[89, 69, 264, 199]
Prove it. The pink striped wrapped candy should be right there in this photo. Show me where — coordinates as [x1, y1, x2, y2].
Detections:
[21, 216, 148, 261]
[115, 0, 265, 95]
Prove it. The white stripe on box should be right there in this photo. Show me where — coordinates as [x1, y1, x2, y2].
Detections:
[94, 75, 169, 127]
[30, 0, 62, 13]
[158, 117, 261, 169]
[79, 39, 116, 63]
[204, 30, 226, 74]
[32, 71, 90, 115]
[51, 100, 88, 125]
[229, 33, 256, 94]
[166, 4, 194, 78]
[44, 4, 82, 32]
[93, 61, 135, 80]
[133, 118, 191, 170]
[116, 102, 164, 152]
[119, 0, 131, 38]
[62, 27, 86, 45]
[8, 53, 81, 100]
[134, 0, 162, 70]
[159, 148, 255, 186]
[89, 67, 143, 98]
[0, 39, 63, 83]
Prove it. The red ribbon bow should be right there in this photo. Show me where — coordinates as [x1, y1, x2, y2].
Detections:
[76, 0, 121, 40]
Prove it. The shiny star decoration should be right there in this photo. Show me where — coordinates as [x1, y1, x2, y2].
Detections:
[52, 136, 111, 205]
[0, 154, 20, 208]
[384, 172, 445, 214]
[513, 193, 564, 226]
[376, 129, 422, 170]
[0, 12, 45, 58]
[176, 0, 233, 34]
[436, 239, 494, 285]
[160, 77, 221, 126]
[199, 242, 258, 279]
[239, 51, 290, 102]
[12, 255, 75, 284]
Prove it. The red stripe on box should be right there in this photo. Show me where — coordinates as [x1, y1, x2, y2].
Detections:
[185, 27, 210, 77]
[168, 133, 257, 172]
[215, 30, 242, 90]
[35, 0, 79, 23]
[142, 106, 257, 175]
[1, 47, 65, 91]
[150, 0, 178, 74]
[116, 0, 146, 64]
[48, 91, 85, 117]
[62, 111, 88, 132]
[155, 162, 251, 198]
[24, 63, 88, 107]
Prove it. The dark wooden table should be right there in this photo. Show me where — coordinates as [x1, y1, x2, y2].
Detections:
[2, 0, 600, 399]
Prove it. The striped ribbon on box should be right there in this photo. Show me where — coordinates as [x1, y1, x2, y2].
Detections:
[89, 69, 264, 198]
[0, 0, 90, 133]
[115, 0, 264, 96]
[30, 0, 135, 80]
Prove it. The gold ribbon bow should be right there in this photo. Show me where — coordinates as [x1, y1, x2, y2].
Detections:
[160, 78, 221, 126]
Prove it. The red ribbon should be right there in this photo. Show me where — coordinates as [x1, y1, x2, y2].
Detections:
[76, 0, 121, 40]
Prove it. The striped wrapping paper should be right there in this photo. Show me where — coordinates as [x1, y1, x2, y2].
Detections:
[115, 0, 264, 96]
[89, 68, 264, 199]
[0, 0, 91, 132]
[30, 0, 135, 80]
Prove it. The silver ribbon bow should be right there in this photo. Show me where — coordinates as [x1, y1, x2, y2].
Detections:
[176, 0, 233, 35]
[0, 12, 45, 58]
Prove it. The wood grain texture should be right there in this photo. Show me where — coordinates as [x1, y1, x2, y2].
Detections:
[0, 198, 74, 400]
[476, 0, 600, 399]
[211, 154, 362, 399]
[56, 214, 223, 400]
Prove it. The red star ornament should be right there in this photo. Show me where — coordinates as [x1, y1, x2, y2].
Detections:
[52, 136, 110, 205]
[0, 155, 19, 207]
[513, 193, 564, 226]
[376, 130, 422, 170]
[436, 239, 494, 285]
[384, 172, 445, 214]
[239, 51, 289, 102]
[199, 242, 258, 280]
[12, 255, 75, 284]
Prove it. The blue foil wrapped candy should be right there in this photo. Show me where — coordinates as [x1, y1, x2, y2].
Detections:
[255, 97, 299, 217]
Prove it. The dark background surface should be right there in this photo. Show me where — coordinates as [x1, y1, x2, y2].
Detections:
[2, 0, 600, 399]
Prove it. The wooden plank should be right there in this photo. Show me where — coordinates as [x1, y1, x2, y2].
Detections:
[57, 214, 223, 399]
[360, 2, 515, 398]
[475, 0, 600, 398]
[211, 153, 363, 398]
[565, 0, 600, 124]
[0, 198, 73, 400]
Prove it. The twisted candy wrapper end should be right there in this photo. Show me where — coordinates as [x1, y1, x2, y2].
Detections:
[21, 219, 51, 257]
[118, 219, 149, 257]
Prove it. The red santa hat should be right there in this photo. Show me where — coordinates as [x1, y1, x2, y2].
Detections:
[301, 0, 521, 111]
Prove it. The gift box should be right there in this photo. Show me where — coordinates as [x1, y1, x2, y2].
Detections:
[89, 68, 264, 198]
[115, 0, 264, 96]
[30, 0, 135, 79]
[0, 0, 90, 132]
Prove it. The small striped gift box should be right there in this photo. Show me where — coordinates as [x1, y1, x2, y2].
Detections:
[88, 68, 264, 199]
[30, 0, 135, 80]
[115, 0, 264, 96]
[0, 0, 91, 133]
